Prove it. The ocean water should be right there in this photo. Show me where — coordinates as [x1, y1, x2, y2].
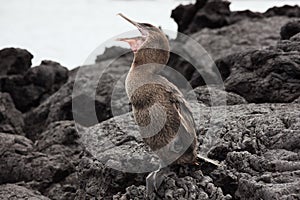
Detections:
[0, 0, 299, 69]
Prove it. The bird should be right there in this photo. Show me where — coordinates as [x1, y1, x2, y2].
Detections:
[116, 13, 219, 196]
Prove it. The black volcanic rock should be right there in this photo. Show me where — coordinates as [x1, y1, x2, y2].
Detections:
[264, 5, 300, 18]
[75, 102, 300, 199]
[188, 86, 247, 106]
[24, 80, 74, 140]
[171, 0, 299, 35]
[1, 2, 300, 199]
[171, 0, 208, 33]
[0, 121, 82, 199]
[0, 184, 50, 200]
[0, 132, 75, 186]
[0, 92, 24, 135]
[95, 46, 132, 62]
[0, 48, 33, 76]
[171, 0, 264, 34]
[25, 54, 131, 139]
[169, 16, 292, 88]
[280, 20, 300, 39]
[216, 39, 300, 103]
[113, 171, 232, 200]
[0, 58, 69, 112]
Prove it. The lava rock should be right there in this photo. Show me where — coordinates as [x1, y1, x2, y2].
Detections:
[171, 0, 299, 35]
[171, 0, 264, 34]
[169, 16, 291, 88]
[171, 0, 208, 33]
[0, 132, 75, 190]
[75, 156, 147, 200]
[76, 102, 300, 199]
[0, 184, 50, 200]
[280, 20, 300, 40]
[0, 59, 69, 112]
[188, 86, 247, 106]
[25, 60, 69, 100]
[96, 46, 133, 62]
[209, 104, 300, 199]
[0, 92, 24, 135]
[276, 32, 300, 52]
[34, 121, 83, 166]
[113, 171, 232, 200]
[25, 53, 131, 138]
[0, 48, 33, 76]
[218, 48, 300, 103]
[264, 5, 300, 18]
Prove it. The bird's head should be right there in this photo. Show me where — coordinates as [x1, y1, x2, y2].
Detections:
[117, 13, 170, 68]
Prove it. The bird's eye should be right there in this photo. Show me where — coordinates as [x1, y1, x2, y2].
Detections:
[142, 23, 152, 27]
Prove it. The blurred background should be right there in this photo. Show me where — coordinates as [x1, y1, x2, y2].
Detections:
[0, 0, 299, 68]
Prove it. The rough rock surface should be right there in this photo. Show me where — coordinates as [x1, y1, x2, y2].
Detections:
[264, 5, 300, 18]
[0, 92, 24, 135]
[0, 184, 50, 200]
[1, 2, 300, 200]
[215, 33, 300, 103]
[209, 103, 300, 200]
[24, 48, 131, 138]
[171, 0, 263, 34]
[171, 0, 300, 34]
[0, 48, 33, 76]
[113, 170, 232, 200]
[75, 102, 300, 199]
[280, 20, 300, 40]
[169, 16, 293, 88]
[0, 121, 82, 199]
[0, 55, 69, 112]
[188, 86, 247, 106]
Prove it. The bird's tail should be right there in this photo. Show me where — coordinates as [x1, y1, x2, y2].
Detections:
[196, 154, 221, 167]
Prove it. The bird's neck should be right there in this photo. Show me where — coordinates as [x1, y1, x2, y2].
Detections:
[131, 48, 170, 73]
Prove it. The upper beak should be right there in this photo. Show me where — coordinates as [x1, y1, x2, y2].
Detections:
[117, 13, 148, 36]
[117, 13, 139, 27]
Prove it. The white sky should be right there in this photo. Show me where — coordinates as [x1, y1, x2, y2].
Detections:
[0, 0, 299, 69]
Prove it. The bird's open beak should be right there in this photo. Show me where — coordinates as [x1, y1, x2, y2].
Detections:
[116, 13, 148, 52]
[117, 13, 149, 36]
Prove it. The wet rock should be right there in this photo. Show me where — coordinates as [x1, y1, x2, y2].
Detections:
[0, 92, 24, 135]
[280, 20, 300, 40]
[0, 59, 68, 112]
[0, 48, 33, 76]
[0, 184, 50, 200]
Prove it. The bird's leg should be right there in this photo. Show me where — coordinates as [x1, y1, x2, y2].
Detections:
[146, 163, 172, 196]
